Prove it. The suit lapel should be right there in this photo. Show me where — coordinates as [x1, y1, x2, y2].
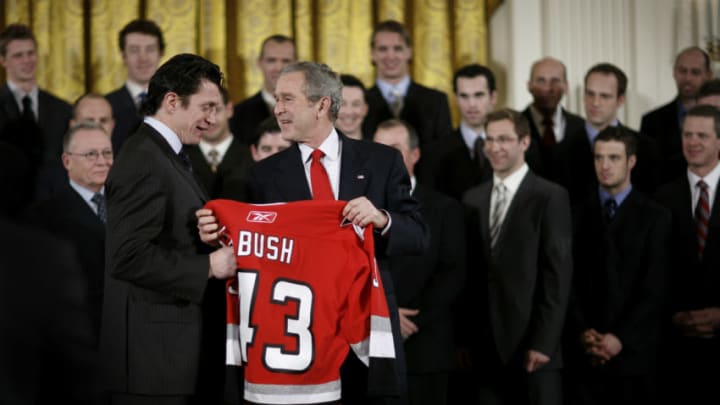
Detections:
[274, 144, 313, 201]
[338, 135, 370, 200]
[0, 84, 19, 119]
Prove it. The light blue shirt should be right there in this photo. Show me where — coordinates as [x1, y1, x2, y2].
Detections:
[376, 75, 411, 105]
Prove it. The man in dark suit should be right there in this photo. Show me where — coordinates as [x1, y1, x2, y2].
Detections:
[565, 126, 671, 405]
[28, 121, 113, 342]
[424, 64, 497, 200]
[655, 105, 720, 404]
[249, 115, 291, 161]
[0, 23, 72, 202]
[558, 63, 660, 204]
[521, 57, 585, 180]
[105, 19, 164, 153]
[362, 20, 452, 172]
[463, 108, 573, 405]
[373, 119, 465, 405]
[697, 78, 720, 108]
[229, 34, 296, 145]
[640, 47, 713, 185]
[198, 61, 429, 404]
[99, 53, 236, 405]
[186, 87, 253, 201]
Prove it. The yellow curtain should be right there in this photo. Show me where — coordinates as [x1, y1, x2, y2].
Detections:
[3, 0, 491, 125]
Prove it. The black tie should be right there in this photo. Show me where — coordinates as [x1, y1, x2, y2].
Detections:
[604, 198, 617, 222]
[91, 192, 107, 223]
[179, 147, 193, 172]
[473, 137, 486, 171]
[21, 95, 35, 121]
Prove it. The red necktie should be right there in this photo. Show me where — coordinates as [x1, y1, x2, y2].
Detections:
[541, 115, 556, 147]
[695, 180, 710, 260]
[310, 149, 334, 200]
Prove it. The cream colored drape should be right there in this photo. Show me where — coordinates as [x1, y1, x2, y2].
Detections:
[3, 0, 492, 124]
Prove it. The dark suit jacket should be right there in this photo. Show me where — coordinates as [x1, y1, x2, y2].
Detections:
[229, 91, 272, 146]
[521, 106, 585, 181]
[420, 128, 492, 201]
[556, 123, 661, 205]
[106, 85, 143, 153]
[655, 177, 720, 314]
[247, 132, 429, 399]
[567, 189, 670, 375]
[186, 138, 253, 201]
[640, 99, 685, 185]
[389, 184, 465, 373]
[362, 81, 452, 146]
[0, 83, 72, 200]
[0, 219, 99, 403]
[100, 123, 212, 395]
[26, 182, 106, 340]
[463, 170, 573, 369]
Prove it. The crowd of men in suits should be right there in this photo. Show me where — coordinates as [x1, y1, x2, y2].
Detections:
[1, 15, 719, 405]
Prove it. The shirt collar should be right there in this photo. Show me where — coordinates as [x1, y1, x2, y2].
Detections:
[459, 122, 485, 154]
[598, 184, 632, 208]
[688, 161, 720, 189]
[6, 80, 38, 110]
[261, 89, 276, 109]
[199, 135, 234, 161]
[585, 119, 619, 144]
[493, 163, 529, 194]
[144, 116, 183, 154]
[69, 179, 103, 205]
[125, 80, 147, 100]
[376, 75, 411, 103]
[298, 127, 341, 164]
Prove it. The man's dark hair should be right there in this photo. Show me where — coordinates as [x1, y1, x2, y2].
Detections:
[585, 63, 628, 97]
[340, 74, 366, 92]
[375, 118, 420, 150]
[686, 104, 720, 138]
[140, 53, 224, 116]
[259, 34, 296, 59]
[453, 64, 496, 93]
[698, 79, 720, 100]
[371, 20, 411, 48]
[485, 108, 531, 140]
[251, 116, 282, 147]
[0, 24, 36, 57]
[594, 125, 638, 157]
[118, 19, 165, 53]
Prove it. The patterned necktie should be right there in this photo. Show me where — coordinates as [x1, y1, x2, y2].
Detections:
[91, 192, 107, 223]
[21, 95, 35, 121]
[310, 149, 334, 200]
[604, 198, 617, 223]
[208, 149, 220, 173]
[541, 114, 555, 148]
[389, 88, 403, 117]
[490, 183, 507, 249]
[695, 180, 710, 260]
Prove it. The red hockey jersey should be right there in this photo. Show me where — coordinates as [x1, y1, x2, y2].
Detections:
[205, 199, 396, 404]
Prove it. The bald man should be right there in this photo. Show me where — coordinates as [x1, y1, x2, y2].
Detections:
[71, 93, 116, 138]
[521, 57, 584, 181]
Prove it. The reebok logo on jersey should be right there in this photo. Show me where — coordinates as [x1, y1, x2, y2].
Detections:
[247, 211, 277, 223]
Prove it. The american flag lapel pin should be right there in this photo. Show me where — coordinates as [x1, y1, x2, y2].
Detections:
[357, 174, 365, 180]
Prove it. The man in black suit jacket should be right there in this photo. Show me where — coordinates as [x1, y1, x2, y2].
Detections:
[187, 87, 253, 201]
[640, 47, 713, 185]
[655, 105, 720, 404]
[463, 108, 572, 405]
[199, 61, 429, 405]
[362, 20, 452, 178]
[424, 64, 497, 200]
[229, 34, 296, 145]
[521, 57, 585, 180]
[374, 119, 465, 405]
[558, 63, 660, 204]
[100, 54, 236, 405]
[105, 19, 164, 153]
[565, 126, 671, 405]
[0, 24, 72, 202]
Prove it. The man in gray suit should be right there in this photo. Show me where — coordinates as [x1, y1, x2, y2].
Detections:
[463, 108, 573, 405]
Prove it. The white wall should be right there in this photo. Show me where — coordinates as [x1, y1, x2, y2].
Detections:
[489, 0, 717, 129]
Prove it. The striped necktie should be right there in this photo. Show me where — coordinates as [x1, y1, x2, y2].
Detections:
[695, 180, 710, 260]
